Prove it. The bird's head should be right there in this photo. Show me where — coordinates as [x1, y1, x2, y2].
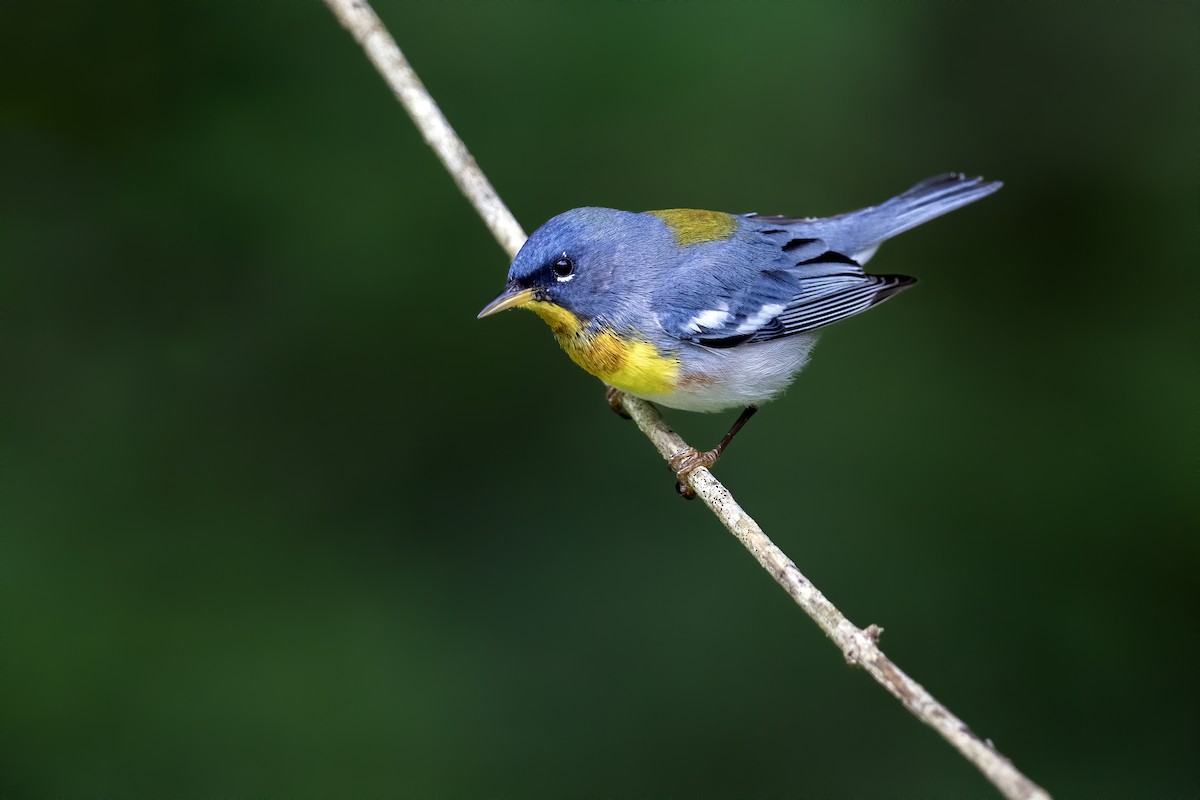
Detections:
[477, 207, 653, 335]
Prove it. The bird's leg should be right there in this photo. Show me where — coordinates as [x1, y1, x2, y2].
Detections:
[604, 385, 632, 420]
[669, 406, 759, 499]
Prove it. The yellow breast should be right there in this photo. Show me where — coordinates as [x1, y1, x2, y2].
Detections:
[529, 302, 680, 397]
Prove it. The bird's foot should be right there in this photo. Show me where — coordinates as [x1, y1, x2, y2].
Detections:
[668, 447, 719, 500]
[605, 386, 631, 420]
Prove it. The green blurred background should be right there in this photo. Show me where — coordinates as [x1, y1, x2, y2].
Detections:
[3, 0, 1196, 796]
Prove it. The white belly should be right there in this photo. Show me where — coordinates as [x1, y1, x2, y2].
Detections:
[638, 334, 820, 413]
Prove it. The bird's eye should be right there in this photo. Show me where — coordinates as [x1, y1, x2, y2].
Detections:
[552, 256, 574, 277]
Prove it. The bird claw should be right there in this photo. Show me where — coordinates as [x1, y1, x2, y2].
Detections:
[668, 448, 718, 500]
[605, 386, 631, 419]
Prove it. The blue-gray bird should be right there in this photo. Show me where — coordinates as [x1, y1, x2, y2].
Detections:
[479, 173, 1002, 495]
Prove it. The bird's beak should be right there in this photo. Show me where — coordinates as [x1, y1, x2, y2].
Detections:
[477, 286, 536, 319]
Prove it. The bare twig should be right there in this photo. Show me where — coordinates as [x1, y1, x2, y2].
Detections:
[321, 2, 1051, 798]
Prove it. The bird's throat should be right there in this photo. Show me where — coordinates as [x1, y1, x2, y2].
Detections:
[528, 301, 680, 397]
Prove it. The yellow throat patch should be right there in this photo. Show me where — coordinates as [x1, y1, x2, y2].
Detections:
[649, 208, 738, 247]
[526, 301, 680, 397]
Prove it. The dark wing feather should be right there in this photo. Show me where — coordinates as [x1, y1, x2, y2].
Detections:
[657, 265, 802, 346]
[659, 240, 914, 347]
[743, 272, 915, 344]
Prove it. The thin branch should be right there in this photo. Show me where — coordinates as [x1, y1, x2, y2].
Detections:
[321, 3, 1051, 798]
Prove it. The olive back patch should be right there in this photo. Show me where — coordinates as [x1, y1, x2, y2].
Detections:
[649, 209, 737, 247]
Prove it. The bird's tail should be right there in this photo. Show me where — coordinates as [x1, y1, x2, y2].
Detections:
[808, 173, 1003, 263]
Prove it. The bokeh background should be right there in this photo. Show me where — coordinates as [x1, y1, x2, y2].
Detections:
[4, 1, 1196, 796]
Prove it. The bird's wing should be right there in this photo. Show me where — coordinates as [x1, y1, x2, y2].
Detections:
[655, 239, 915, 348]
[738, 270, 915, 346]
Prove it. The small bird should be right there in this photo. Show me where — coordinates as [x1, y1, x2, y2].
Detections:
[478, 173, 1001, 496]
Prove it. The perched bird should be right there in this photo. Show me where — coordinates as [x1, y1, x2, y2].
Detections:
[478, 173, 1001, 495]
